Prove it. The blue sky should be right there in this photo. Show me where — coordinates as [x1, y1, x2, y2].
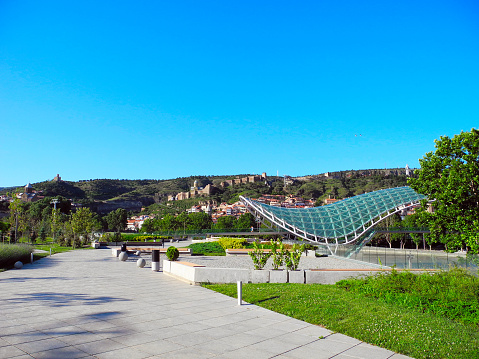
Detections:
[1, 0, 478, 187]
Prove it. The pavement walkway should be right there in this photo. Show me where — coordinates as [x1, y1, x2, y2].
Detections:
[0, 249, 412, 359]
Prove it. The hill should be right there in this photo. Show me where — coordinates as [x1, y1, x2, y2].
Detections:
[0, 168, 412, 214]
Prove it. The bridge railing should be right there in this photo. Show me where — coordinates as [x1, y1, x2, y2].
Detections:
[374, 227, 430, 233]
[146, 228, 279, 236]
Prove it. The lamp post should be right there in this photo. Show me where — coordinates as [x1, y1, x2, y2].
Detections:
[50, 199, 59, 244]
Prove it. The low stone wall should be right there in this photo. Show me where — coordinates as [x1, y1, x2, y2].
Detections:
[161, 260, 427, 285]
[111, 247, 192, 257]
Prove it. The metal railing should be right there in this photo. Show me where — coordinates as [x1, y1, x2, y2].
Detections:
[320, 245, 479, 271]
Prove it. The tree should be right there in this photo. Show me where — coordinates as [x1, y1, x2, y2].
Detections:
[187, 212, 213, 230]
[51, 208, 62, 243]
[235, 212, 256, 229]
[104, 208, 128, 233]
[408, 129, 479, 253]
[140, 218, 155, 233]
[158, 214, 179, 231]
[71, 207, 96, 246]
[216, 215, 236, 229]
[8, 198, 27, 242]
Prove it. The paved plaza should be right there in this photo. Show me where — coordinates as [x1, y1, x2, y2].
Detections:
[0, 249, 412, 359]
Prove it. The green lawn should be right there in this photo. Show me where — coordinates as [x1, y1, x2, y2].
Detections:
[204, 269, 479, 359]
[0, 242, 91, 270]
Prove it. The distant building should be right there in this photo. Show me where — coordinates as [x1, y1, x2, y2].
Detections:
[220, 172, 267, 187]
[18, 183, 42, 202]
[324, 195, 339, 205]
[53, 174, 62, 182]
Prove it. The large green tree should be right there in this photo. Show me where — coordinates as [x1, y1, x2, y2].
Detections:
[71, 207, 99, 246]
[235, 212, 256, 229]
[408, 129, 479, 252]
[104, 208, 128, 233]
[216, 215, 236, 229]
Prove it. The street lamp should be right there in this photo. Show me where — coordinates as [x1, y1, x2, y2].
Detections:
[50, 199, 60, 244]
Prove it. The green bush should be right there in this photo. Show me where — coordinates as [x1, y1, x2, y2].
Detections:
[336, 267, 479, 326]
[188, 242, 225, 256]
[218, 237, 247, 249]
[0, 244, 34, 269]
[120, 234, 172, 242]
[248, 241, 271, 270]
[166, 246, 179, 261]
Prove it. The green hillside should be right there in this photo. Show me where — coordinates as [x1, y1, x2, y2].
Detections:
[1, 169, 410, 215]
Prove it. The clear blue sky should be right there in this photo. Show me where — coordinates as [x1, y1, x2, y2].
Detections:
[1, 0, 478, 187]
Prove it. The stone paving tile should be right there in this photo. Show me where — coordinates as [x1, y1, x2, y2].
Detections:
[273, 332, 320, 347]
[74, 338, 125, 355]
[110, 332, 159, 346]
[214, 346, 274, 359]
[216, 332, 266, 349]
[341, 342, 395, 359]
[325, 332, 362, 345]
[56, 332, 107, 346]
[2, 331, 52, 345]
[0, 345, 29, 358]
[0, 337, 11, 347]
[40, 325, 89, 338]
[153, 346, 219, 359]
[293, 325, 332, 338]
[0, 324, 37, 336]
[169, 331, 216, 346]
[0, 250, 411, 359]
[94, 346, 152, 359]
[15, 337, 69, 354]
[29, 346, 92, 359]
[247, 338, 304, 355]
[189, 339, 239, 356]
[133, 338, 185, 355]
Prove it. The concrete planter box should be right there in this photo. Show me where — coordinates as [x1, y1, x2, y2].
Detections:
[196, 268, 250, 284]
[270, 270, 288, 283]
[163, 259, 171, 273]
[91, 242, 100, 249]
[288, 270, 305, 284]
[251, 270, 270, 283]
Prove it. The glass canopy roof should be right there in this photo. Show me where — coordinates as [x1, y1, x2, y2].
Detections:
[241, 186, 426, 241]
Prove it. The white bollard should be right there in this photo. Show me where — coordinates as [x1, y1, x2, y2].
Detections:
[237, 281, 242, 306]
[50, 248, 52, 256]
[31, 253, 33, 264]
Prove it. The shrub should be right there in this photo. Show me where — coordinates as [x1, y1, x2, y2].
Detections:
[270, 239, 285, 270]
[249, 241, 271, 270]
[0, 244, 34, 269]
[166, 247, 179, 261]
[188, 242, 225, 256]
[336, 267, 479, 326]
[283, 244, 305, 271]
[218, 237, 247, 249]
[120, 234, 172, 242]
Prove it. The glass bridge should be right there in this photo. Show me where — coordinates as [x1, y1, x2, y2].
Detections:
[240, 186, 426, 247]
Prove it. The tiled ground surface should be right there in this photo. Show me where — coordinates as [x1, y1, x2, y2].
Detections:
[0, 250, 413, 358]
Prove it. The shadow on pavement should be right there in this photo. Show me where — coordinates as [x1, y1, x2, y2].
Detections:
[7, 292, 131, 307]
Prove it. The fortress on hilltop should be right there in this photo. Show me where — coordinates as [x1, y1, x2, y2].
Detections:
[168, 173, 267, 201]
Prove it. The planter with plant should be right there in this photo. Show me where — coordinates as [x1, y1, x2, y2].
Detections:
[248, 241, 271, 270]
[283, 244, 305, 271]
[270, 239, 285, 270]
[166, 246, 179, 261]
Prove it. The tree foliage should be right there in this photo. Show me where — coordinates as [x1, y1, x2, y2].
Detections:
[104, 208, 127, 232]
[408, 129, 479, 253]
